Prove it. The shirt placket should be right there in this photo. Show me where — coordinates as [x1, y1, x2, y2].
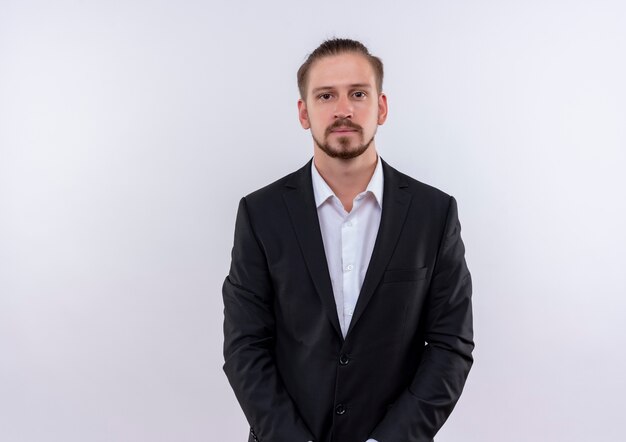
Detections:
[341, 206, 360, 334]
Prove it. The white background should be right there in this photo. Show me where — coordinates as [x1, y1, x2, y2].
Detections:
[1, 1, 625, 441]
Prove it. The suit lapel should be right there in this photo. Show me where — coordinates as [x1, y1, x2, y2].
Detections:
[283, 158, 344, 341]
[346, 158, 412, 337]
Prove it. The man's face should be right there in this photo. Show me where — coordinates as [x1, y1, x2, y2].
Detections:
[298, 52, 388, 160]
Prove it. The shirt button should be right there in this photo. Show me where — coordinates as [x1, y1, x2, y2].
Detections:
[346, 221, 353, 227]
[339, 354, 350, 365]
[335, 404, 347, 415]
[345, 264, 353, 271]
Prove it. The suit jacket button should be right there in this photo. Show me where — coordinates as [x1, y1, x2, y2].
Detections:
[339, 354, 350, 365]
[335, 403, 347, 415]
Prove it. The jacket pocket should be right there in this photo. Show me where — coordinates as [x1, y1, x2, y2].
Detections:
[382, 266, 428, 283]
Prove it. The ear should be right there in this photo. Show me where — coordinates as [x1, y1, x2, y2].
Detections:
[377, 93, 388, 125]
[297, 98, 310, 129]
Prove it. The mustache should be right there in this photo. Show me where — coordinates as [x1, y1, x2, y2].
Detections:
[326, 119, 362, 135]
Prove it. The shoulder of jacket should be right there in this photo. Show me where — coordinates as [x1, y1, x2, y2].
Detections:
[384, 160, 451, 202]
[241, 165, 304, 208]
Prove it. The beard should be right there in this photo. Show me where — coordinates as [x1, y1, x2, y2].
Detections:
[312, 119, 376, 160]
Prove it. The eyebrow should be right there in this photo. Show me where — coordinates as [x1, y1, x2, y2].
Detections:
[311, 83, 373, 95]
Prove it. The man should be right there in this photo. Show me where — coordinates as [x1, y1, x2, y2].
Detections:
[222, 38, 474, 442]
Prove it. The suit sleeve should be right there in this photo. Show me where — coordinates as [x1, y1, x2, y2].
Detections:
[370, 196, 474, 442]
[222, 197, 315, 442]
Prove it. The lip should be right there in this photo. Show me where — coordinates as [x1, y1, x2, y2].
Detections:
[331, 128, 358, 133]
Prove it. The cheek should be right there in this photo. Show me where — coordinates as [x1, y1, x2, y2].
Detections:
[358, 104, 379, 120]
[309, 117, 329, 135]
[361, 114, 380, 131]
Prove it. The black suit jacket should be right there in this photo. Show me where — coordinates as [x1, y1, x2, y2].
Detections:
[223, 157, 474, 442]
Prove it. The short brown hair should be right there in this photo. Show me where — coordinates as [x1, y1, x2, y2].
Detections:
[297, 38, 384, 100]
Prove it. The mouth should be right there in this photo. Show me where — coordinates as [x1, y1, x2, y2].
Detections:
[331, 128, 358, 133]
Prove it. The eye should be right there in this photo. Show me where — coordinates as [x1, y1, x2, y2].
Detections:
[318, 93, 333, 101]
[353, 91, 367, 99]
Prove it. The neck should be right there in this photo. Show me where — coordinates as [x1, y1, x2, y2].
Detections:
[313, 144, 378, 202]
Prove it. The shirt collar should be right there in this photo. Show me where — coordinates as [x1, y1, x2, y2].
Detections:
[310, 153, 384, 209]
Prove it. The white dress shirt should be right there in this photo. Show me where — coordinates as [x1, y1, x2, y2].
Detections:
[311, 154, 383, 337]
[311, 154, 383, 442]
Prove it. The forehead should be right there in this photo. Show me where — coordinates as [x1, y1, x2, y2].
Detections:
[307, 53, 376, 93]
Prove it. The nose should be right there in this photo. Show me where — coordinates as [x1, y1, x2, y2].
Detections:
[334, 94, 353, 119]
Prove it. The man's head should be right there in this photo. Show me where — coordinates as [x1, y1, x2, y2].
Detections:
[297, 38, 388, 160]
